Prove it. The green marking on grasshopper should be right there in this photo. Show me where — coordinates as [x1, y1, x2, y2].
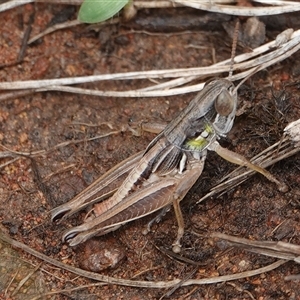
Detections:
[186, 137, 208, 150]
[185, 123, 214, 151]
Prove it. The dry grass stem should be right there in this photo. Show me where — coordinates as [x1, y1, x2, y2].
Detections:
[0, 231, 288, 290]
[1, 0, 300, 15]
[11, 263, 42, 296]
[0, 130, 120, 169]
[211, 232, 300, 262]
[0, 29, 299, 100]
[173, 0, 300, 16]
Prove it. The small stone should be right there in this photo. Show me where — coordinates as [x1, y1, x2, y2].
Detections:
[19, 132, 28, 144]
[223, 17, 265, 49]
[77, 237, 126, 272]
[242, 17, 265, 48]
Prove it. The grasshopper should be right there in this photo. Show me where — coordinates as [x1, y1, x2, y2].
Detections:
[51, 22, 288, 252]
[51, 77, 288, 253]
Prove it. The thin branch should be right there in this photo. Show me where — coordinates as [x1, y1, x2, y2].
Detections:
[0, 130, 120, 169]
[0, 231, 287, 289]
[173, 0, 300, 16]
[2, 0, 300, 15]
[0, 28, 299, 101]
[28, 19, 82, 44]
[0, 0, 34, 13]
[211, 232, 300, 261]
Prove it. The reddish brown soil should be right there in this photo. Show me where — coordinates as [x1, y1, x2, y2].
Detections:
[0, 4, 300, 300]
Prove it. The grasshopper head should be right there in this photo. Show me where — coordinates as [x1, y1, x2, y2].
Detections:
[212, 81, 237, 137]
[214, 85, 236, 116]
[185, 79, 237, 151]
[163, 78, 237, 152]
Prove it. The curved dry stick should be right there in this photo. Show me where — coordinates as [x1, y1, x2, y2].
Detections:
[0, 231, 287, 289]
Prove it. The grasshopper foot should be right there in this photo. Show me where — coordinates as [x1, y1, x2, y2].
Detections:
[172, 226, 184, 253]
[51, 206, 72, 222]
[142, 206, 171, 235]
[277, 181, 289, 193]
[172, 242, 182, 253]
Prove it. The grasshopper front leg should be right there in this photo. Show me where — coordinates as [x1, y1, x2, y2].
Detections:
[209, 141, 288, 192]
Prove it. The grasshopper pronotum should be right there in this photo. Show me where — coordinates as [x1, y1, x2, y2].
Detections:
[52, 26, 288, 253]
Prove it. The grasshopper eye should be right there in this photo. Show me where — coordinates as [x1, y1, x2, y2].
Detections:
[214, 89, 235, 116]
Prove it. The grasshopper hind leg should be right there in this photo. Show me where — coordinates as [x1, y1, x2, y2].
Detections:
[63, 224, 122, 246]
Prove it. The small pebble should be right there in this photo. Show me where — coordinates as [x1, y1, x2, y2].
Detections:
[77, 237, 126, 272]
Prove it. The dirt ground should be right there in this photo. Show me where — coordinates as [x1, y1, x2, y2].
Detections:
[0, 3, 300, 300]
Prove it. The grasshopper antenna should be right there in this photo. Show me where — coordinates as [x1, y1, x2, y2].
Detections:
[229, 19, 261, 94]
[229, 19, 240, 80]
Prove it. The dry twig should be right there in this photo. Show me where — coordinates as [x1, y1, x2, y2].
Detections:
[211, 232, 300, 262]
[0, 231, 287, 289]
[0, 28, 300, 100]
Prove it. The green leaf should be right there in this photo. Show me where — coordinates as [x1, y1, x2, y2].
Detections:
[78, 0, 129, 24]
